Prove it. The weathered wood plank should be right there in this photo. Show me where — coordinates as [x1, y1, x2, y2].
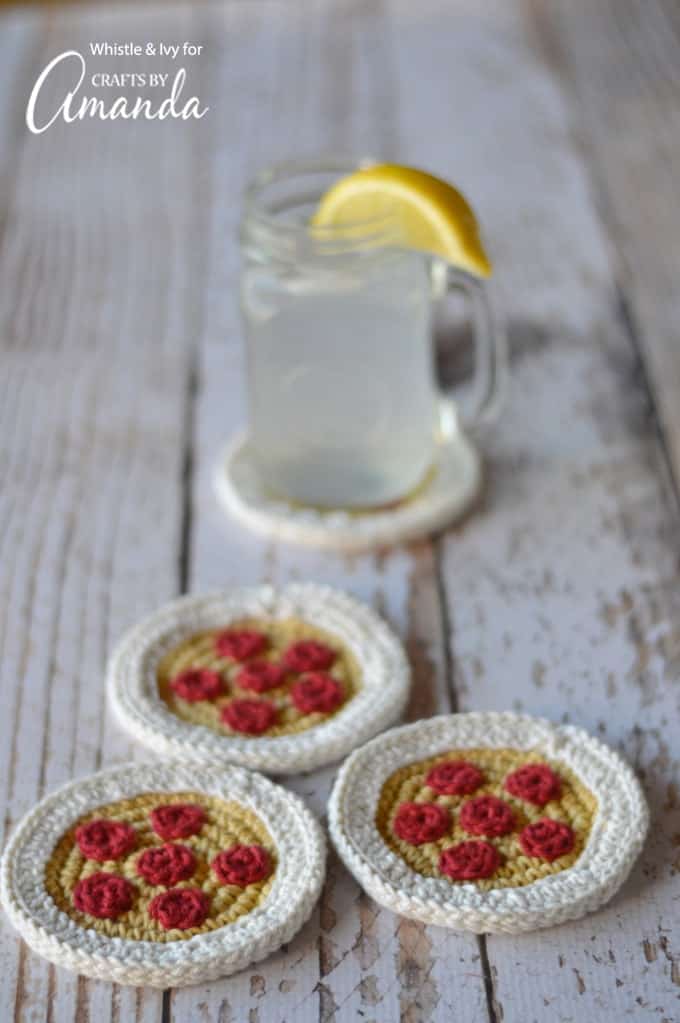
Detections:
[531, 0, 680, 499]
[0, 5, 203, 1021]
[168, 2, 488, 1020]
[416, 0, 680, 1019]
[1, 0, 677, 1020]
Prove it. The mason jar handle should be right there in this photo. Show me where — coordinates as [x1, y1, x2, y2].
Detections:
[432, 262, 506, 438]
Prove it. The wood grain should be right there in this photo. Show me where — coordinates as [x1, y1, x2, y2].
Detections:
[0, 6, 197, 1022]
[429, 1, 680, 1019]
[0, 1, 678, 1021]
[531, 0, 680, 501]
[169, 4, 485, 1020]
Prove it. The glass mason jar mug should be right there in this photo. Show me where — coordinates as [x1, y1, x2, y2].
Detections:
[240, 158, 504, 509]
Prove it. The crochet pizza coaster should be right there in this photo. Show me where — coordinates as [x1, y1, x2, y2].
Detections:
[214, 430, 481, 551]
[329, 713, 649, 933]
[108, 584, 410, 774]
[0, 761, 326, 986]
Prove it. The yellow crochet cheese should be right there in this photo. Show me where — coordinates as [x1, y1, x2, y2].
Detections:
[376, 747, 597, 890]
[45, 792, 276, 942]
[157, 616, 361, 737]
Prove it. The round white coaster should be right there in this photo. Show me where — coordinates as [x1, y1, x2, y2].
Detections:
[0, 761, 326, 987]
[329, 713, 649, 934]
[108, 584, 410, 774]
[214, 430, 482, 551]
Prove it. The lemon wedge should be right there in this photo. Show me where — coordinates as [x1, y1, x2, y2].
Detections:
[311, 163, 491, 277]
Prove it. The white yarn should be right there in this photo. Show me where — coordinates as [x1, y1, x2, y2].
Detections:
[214, 431, 482, 551]
[108, 583, 410, 774]
[329, 713, 649, 934]
[0, 761, 326, 987]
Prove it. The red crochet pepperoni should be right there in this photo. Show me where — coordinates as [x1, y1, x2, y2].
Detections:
[460, 796, 515, 837]
[283, 640, 336, 673]
[439, 841, 500, 881]
[150, 803, 206, 840]
[73, 872, 135, 919]
[504, 764, 562, 806]
[212, 844, 272, 886]
[235, 661, 287, 693]
[76, 819, 137, 862]
[519, 818, 575, 862]
[290, 673, 343, 714]
[221, 699, 276, 735]
[170, 668, 222, 702]
[215, 629, 267, 661]
[426, 760, 484, 796]
[393, 802, 450, 845]
[147, 887, 210, 930]
[136, 844, 196, 887]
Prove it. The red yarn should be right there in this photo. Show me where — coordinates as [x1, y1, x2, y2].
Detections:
[212, 844, 272, 886]
[215, 629, 267, 661]
[235, 661, 287, 693]
[75, 819, 137, 862]
[519, 818, 575, 861]
[136, 844, 196, 886]
[147, 887, 210, 930]
[290, 673, 343, 714]
[150, 803, 206, 840]
[459, 796, 515, 837]
[504, 764, 561, 806]
[393, 802, 450, 845]
[170, 668, 222, 702]
[439, 841, 500, 881]
[426, 760, 484, 796]
[73, 872, 135, 919]
[221, 699, 276, 734]
[283, 640, 336, 673]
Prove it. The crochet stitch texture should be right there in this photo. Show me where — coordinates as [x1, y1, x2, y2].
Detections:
[108, 585, 410, 774]
[1, 762, 326, 985]
[330, 713, 648, 933]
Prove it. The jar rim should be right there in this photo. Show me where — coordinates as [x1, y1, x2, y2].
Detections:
[242, 156, 403, 247]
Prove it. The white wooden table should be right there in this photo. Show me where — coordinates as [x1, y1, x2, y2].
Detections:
[1, 1, 679, 1020]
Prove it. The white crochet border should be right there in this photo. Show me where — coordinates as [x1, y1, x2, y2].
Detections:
[108, 584, 410, 774]
[0, 761, 326, 987]
[214, 430, 482, 552]
[329, 713, 649, 934]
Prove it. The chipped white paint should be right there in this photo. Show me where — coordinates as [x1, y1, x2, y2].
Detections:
[0, 0, 678, 1021]
[172, 5, 482, 1019]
